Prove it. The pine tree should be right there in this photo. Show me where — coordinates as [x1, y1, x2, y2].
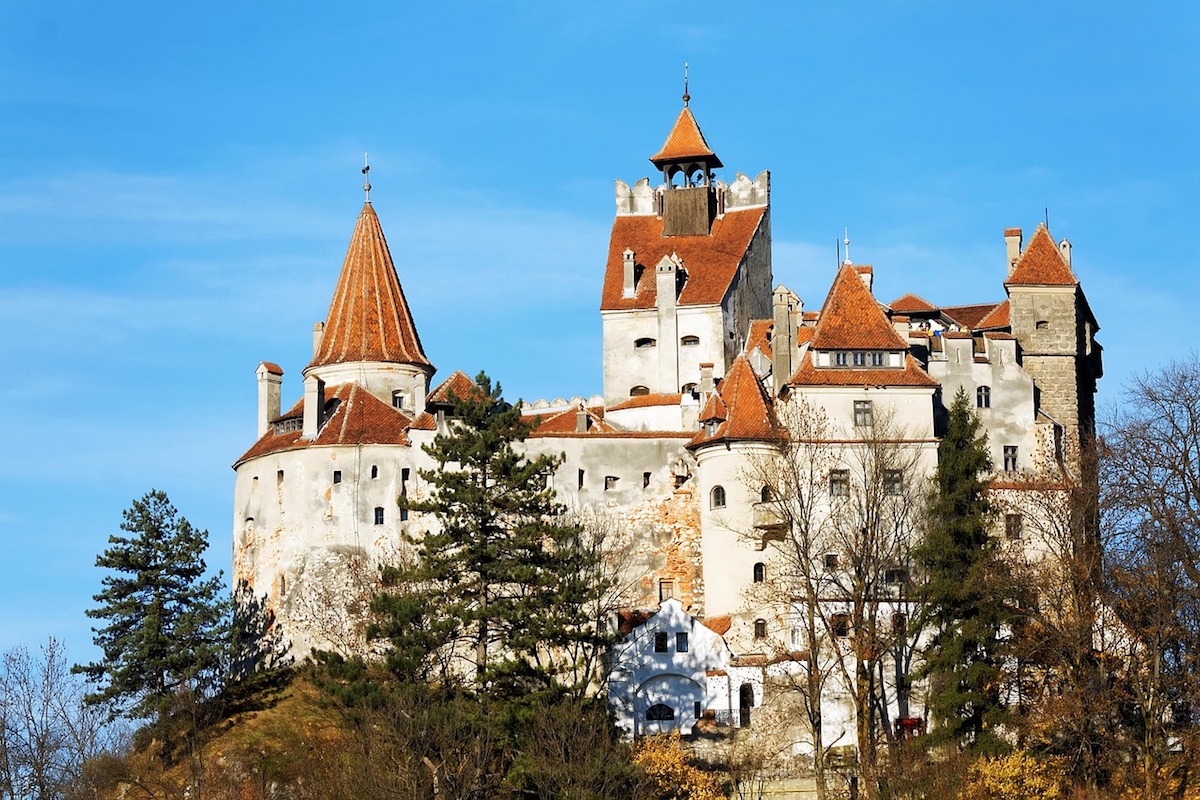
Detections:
[383, 373, 611, 698]
[74, 490, 228, 721]
[914, 388, 1013, 752]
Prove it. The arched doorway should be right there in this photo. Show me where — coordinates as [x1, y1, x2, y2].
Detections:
[739, 683, 754, 727]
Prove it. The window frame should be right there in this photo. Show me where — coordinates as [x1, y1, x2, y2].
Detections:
[977, 385, 991, 408]
[1003, 445, 1019, 472]
[829, 469, 850, 497]
[710, 485, 727, 509]
[654, 632, 668, 653]
[854, 400, 874, 427]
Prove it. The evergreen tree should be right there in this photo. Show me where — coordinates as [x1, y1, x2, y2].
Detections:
[383, 373, 611, 698]
[74, 490, 228, 721]
[914, 389, 1013, 752]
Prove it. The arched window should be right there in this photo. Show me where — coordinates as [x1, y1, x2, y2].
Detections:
[635, 337, 657, 349]
[710, 485, 726, 509]
[681, 335, 700, 346]
[681, 382, 698, 395]
[760, 485, 772, 502]
[977, 386, 991, 408]
[754, 619, 766, 639]
[646, 703, 675, 721]
[630, 385, 650, 397]
[753, 562, 765, 583]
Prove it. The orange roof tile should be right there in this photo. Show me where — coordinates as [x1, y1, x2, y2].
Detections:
[698, 389, 727, 423]
[524, 406, 617, 436]
[1006, 225, 1078, 286]
[308, 203, 431, 372]
[942, 303, 1002, 329]
[984, 332, 1017, 341]
[600, 207, 768, 311]
[747, 319, 773, 359]
[787, 352, 938, 388]
[975, 299, 1011, 329]
[258, 361, 284, 375]
[649, 106, 723, 168]
[427, 370, 483, 406]
[889, 293, 938, 314]
[701, 616, 732, 635]
[811, 265, 908, 351]
[234, 383, 413, 466]
[689, 357, 781, 447]
[607, 393, 684, 411]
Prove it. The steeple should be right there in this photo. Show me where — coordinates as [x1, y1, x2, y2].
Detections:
[305, 199, 434, 410]
[649, 103, 723, 185]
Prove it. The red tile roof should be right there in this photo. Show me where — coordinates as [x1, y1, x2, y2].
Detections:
[811, 265, 908, 351]
[234, 383, 413, 466]
[649, 106, 723, 168]
[689, 357, 781, 447]
[1006, 224, 1078, 286]
[308, 203, 431, 371]
[524, 406, 617, 436]
[258, 361, 283, 375]
[787, 352, 938, 388]
[701, 616, 732, 635]
[747, 319, 773, 359]
[942, 303, 1001, 329]
[427, 370, 482, 406]
[600, 207, 768, 311]
[889, 293, 937, 313]
[607, 393, 684, 411]
[975, 299, 1011, 329]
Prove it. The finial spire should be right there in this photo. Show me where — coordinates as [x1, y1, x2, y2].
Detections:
[683, 62, 690, 106]
[362, 152, 372, 203]
[842, 227, 852, 266]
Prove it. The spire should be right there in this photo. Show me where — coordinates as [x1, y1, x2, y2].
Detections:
[649, 99, 723, 170]
[308, 202, 431, 371]
[362, 152, 371, 203]
[682, 61, 690, 107]
[811, 264, 908, 351]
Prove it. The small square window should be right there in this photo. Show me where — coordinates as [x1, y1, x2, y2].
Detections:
[853, 352, 866, 367]
[605, 475, 619, 491]
[824, 553, 840, 570]
[870, 352, 885, 366]
[333, 470, 342, 484]
[835, 352, 849, 366]
[1006, 513, 1023, 540]
[883, 469, 902, 495]
[654, 632, 668, 653]
[830, 470, 850, 497]
[1003, 446, 1018, 472]
[676, 632, 688, 653]
[885, 568, 908, 585]
[373, 507, 384, 525]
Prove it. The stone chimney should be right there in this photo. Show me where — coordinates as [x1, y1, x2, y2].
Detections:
[772, 286, 799, 392]
[622, 249, 637, 297]
[855, 265, 873, 293]
[312, 321, 326, 357]
[575, 407, 589, 433]
[1004, 228, 1023, 277]
[656, 254, 681, 394]
[1058, 238, 1072, 267]
[302, 373, 326, 439]
[699, 362, 714, 405]
[256, 362, 283, 438]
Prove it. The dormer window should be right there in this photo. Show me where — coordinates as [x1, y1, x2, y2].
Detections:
[630, 385, 650, 397]
[392, 390, 408, 410]
[635, 338, 657, 349]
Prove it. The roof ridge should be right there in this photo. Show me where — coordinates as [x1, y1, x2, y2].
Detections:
[1006, 224, 1078, 286]
[649, 106, 723, 168]
[811, 265, 908, 351]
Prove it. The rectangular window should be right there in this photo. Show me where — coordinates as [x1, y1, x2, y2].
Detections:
[831, 613, 850, 638]
[373, 507, 384, 525]
[577, 469, 585, 490]
[854, 400, 874, 427]
[835, 352, 848, 366]
[883, 469, 902, 495]
[654, 632, 668, 653]
[1006, 513, 1023, 540]
[853, 351, 866, 367]
[871, 352, 885, 366]
[604, 475, 618, 491]
[885, 568, 909, 585]
[824, 553, 840, 570]
[643, 471, 652, 489]
[676, 632, 689, 653]
[333, 470, 342, 484]
[400, 468, 410, 522]
[1004, 445, 1018, 472]
[830, 469, 850, 497]
[659, 579, 674, 602]
[892, 612, 908, 636]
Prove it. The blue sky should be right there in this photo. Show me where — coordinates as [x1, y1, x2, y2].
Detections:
[1, 2, 1197, 660]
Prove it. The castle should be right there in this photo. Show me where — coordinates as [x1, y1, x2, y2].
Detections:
[232, 96, 1101, 749]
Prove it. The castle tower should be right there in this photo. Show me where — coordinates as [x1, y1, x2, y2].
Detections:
[305, 201, 435, 414]
[1004, 224, 1102, 472]
[600, 97, 772, 404]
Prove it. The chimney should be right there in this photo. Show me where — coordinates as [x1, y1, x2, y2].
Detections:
[855, 266, 873, 293]
[772, 286, 797, 392]
[622, 249, 637, 297]
[1058, 238, 1072, 267]
[699, 362, 714, 403]
[575, 407, 589, 433]
[312, 321, 326, 357]
[256, 362, 283, 438]
[302, 373, 326, 439]
[1004, 228, 1023, 278]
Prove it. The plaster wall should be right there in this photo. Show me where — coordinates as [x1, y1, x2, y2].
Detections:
[601, 305, 726, 400]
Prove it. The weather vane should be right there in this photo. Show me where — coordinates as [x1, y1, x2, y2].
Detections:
[683, 62, 690, 106]
[843, 227, 852, 266]
[362, 152, 372, 202]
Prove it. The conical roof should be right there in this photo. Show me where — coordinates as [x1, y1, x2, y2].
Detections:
[1006, 224, 1078, 286]
[689, 357, 780, 448]
[649, 106, 723, 169]
[811, 265, 908, 351]
[308, 203, 431, 371]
